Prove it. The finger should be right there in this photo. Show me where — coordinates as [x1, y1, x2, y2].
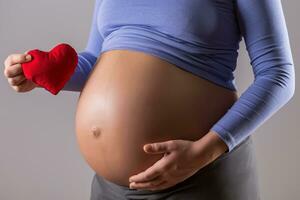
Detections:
[4, 63, 23, 78]
[11, 85, 23, 93]
[144, 140, 178, 154]
[8, 74, 26, 86]
[11, 79, 29, 92]
[4, 53, 31, 67]
[148, 181, 169, 191]
[129, 176, 165, 190]
[129, 166, 161, 183]
[146, 180, 169, 191]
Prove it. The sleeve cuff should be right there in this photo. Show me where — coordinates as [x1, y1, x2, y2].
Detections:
[210, 124, 236, 153]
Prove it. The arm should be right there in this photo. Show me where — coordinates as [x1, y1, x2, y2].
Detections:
[62, 0, 104, 92]
[197, 0, 295, 154]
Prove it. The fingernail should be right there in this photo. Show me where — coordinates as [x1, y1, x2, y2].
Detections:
[25, 55, 31, 60]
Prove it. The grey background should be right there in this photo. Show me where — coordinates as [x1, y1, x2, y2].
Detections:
[0, 0, 299, 199]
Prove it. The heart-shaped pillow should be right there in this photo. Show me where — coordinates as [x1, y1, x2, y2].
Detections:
[22, 43, 78, 95]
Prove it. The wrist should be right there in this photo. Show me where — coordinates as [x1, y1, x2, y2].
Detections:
[192, 130, 228, 166]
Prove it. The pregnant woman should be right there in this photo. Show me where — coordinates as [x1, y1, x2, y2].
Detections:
[3, 0, 295, 199]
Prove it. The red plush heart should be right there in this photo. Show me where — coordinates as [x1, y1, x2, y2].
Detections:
[21, 43, 78, 95]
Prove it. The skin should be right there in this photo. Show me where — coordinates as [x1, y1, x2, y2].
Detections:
[3, 49, 231, 191]
[3, 52, 38, 92]
[128, 130, 228, 191]
[76, 49, 236, 188]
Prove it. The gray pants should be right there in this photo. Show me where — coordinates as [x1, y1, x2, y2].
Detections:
[90, 135, 261, 200]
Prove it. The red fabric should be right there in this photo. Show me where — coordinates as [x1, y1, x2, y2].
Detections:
[22, 43, 78, 95]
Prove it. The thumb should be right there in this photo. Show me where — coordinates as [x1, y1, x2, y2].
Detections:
[23, 51, 31, 62]
[143, 141, 177, 154]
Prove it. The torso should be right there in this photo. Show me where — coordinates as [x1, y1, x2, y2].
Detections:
[75, 49, 238, 186]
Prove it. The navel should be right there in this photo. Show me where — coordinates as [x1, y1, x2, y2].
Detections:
[90, 125, 102, 138]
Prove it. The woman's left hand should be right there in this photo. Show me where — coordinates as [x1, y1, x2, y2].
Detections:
[128, 139, 208, 191]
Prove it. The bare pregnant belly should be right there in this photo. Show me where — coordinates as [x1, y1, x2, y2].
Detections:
[75, 49, 238, 187]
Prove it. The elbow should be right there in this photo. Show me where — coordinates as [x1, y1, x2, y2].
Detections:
[282, 64, 295, 102]
[286, 74, 295, 102]
[256, 63, 295, 105]
[275, 64, 295, 104]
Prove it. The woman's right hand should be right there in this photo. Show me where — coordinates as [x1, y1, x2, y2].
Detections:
[3, 52, 39, 93]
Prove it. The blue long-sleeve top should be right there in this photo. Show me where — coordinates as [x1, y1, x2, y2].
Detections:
[62, 0, 295, 152]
